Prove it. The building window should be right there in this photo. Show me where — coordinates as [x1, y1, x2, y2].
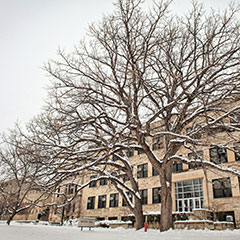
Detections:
[140, 189, 148, 205]
[98, 195, 106, 209]
[188, 151, 203, 169]
[212, 178, 232, 198]
[137, 163, 148, 178]
[138, 149, 144, 155]
[152, 187, 161, 204]
[123, 174, 129, 182]
[56, 188, 60, 198]
[100, 178, 107, 186]
[234, 143, 240, 161]
[109, 193, 119, 208]
[72, 203, 75, 213]
[175, 178, 204, 212]
[89, 175, 97, 188]
[87, 197, 95, 210]
[122, 192, 133, 207]
[152, 136, 163, 150]
[68, 184, 74, 194]
[152, 167, 159, 176]
[172, 161, 183, 173]
[209, 147, 228, 164]
[127, 150, 134, 158]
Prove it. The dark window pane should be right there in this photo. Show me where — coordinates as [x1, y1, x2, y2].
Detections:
[209, 147, 228, 164]
[152, 187, 161, 204]
[127, 150, 134, 158]
[109, 193, 119, 208]
[212, 178, 232, 198]
[100, 178, 107, 186]
[89, 175, 97, 188]
[98, 195, 106, 209]
[137, 164, 148, 178]
[140, 189, 148, 205]
[87, 197, 95, 210]
[173, 162, 183, 173]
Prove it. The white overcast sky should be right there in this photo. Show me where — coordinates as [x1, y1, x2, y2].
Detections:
[0, 0, 238, 134]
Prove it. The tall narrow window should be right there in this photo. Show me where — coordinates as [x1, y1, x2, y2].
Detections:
[212, 178, 232, 198]
[137, 163, 148, 178]
[87, 197, 95, 210]
[209, 147, 228, 164]
[152, 187, 161, 204]
[109, 193, 119, 208]
[98, 195, 107, 209]
[68, 184, 74, 194]
[89, 175, 97, 188]
[140, 189, 148, 205]
[56, 188, 60, 198]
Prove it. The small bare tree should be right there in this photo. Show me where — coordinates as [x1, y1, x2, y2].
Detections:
[0, 130, 54, 225]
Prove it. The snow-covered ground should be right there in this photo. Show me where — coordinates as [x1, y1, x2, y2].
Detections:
[1, 222, 240, 240]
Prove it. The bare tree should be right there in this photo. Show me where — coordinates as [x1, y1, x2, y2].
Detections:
[43, 0, 240, 231]
[0, 130, 54, 225]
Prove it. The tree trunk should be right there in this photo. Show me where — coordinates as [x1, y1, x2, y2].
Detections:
[133, 199, 144, 230]
[160, 164, 173, 231]
[60, 206, 65, 225]
[7, 211, 16, 225]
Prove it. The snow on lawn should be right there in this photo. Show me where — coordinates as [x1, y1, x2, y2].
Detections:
[1, 223, 240, 240]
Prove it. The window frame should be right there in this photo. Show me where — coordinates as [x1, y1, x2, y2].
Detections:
[137, 163, 148, 178]
[140, 189, 148, 205]
[89, 175, 97, 188]
[98, 195, 107, 209]
[209, 147, 228, 164]
[212, 178, 232, 199]
[172, 161, 183, 173]
[99, 178, 107, 186]
[87, 196, 95, 210]
[109, 193, 119, 208]
[152, 187, 161, 204]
